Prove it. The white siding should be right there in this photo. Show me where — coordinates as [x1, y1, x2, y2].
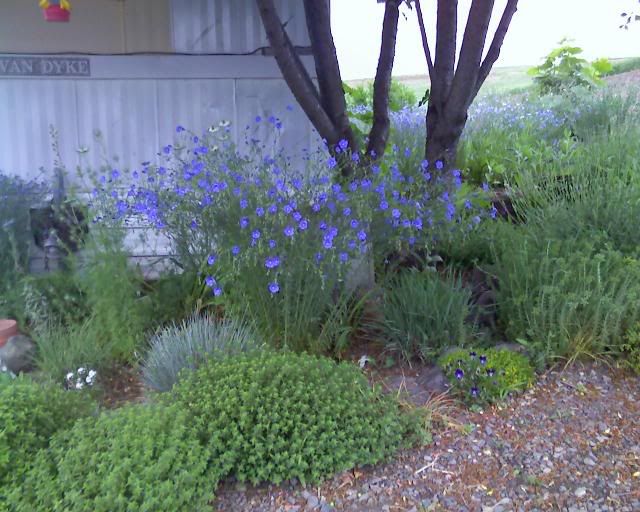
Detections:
[0, 55, 318, 182]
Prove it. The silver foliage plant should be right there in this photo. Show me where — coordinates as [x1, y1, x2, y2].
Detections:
[142, 313, 263, 392]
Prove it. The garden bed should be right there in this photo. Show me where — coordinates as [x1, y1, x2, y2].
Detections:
[213, 362, 640, 511]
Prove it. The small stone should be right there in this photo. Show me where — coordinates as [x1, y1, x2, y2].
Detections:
[0, 334, 36, 374]
[574, 487, 587, 498]
[583, 457, 596, 466]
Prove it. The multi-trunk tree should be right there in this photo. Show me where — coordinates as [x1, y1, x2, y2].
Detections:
[256, 0, 519, 170]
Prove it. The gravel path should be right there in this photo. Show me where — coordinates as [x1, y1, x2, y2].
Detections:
[213, 363, 640, 511]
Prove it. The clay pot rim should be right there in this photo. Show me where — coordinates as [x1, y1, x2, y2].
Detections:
[0, 319, 18, 348]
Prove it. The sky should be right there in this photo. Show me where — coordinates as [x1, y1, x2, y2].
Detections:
[331, 0, 640, 80]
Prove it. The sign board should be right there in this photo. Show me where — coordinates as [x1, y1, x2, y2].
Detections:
[0, 56, 90, 77]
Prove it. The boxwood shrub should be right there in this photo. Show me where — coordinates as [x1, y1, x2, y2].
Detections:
[171, 352, 421, 485]
[12, 404, 218, 512]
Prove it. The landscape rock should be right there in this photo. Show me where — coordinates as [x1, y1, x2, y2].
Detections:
[0, 334, 36, 373]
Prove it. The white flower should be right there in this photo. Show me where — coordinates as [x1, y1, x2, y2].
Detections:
[66, 372, 74, 380]
[88, 369, 97, 379]
[358, 355, 373, 369]
[75, 381, 84, 390]
[77, 367, 86, 374]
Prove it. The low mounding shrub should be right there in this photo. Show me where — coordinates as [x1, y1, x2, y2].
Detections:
[439, 348, 535, 404]
[14, 404, 218, 512]
[378, 269, 475, 362]
[0, 377, 95, 494]
[141, 314, 264, 392]
[172, 352, 421, 485]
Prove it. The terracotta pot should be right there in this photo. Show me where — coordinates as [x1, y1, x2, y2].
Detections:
[0, 320, 18, 348]
[43, 5, 71, 22]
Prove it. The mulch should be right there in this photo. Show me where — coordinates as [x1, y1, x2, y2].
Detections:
[213, 361, 640, 512]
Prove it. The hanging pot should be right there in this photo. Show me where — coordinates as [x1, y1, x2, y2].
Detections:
[43, 5, 71, 22]
[0, 320, 18, 348]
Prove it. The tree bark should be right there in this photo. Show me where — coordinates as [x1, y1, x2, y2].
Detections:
[425, 0, 519, 168]
[367, 0, 402, 160]
[303, 0, 357, 151]
[256, 0, 339, 145]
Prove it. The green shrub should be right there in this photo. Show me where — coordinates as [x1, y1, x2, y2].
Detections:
[0, 173, 47, 320]
[78, 228, 149, 362]
[172, 352, 421, 485]
[603, 56, 640, 76]
[621, 324, 640, 374]
[528, 40, 612, 94]
[32, 320, 112, 383]
[141, 314, 264, 392]
[0, 377, 95, 495]
[492, 229, 640, 368]
[378, 269, 475, 362]
[13, 404, 217, 512]
[439, 348, 535, 404]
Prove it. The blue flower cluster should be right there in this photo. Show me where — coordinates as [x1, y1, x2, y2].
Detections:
[92, 118, 492, 298]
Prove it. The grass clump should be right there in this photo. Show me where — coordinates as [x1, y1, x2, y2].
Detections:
[172, 352, 423, 485]
[141, 314, 264, 392]
[377, 269, 476, 363]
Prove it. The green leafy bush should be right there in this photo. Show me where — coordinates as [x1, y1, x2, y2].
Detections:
[621, 324, 640, 374]
[172, 352, 420, 485]
[439, 348, 535, 404]
[78, 228, 149, 361]
[528, 40, 612, 94]
[492, 229, 640, 368]
[13, 404, 217, 512]
[377, 269, 475, 362]
[0, 377, 95, 495]
[141, 313, 264, 392]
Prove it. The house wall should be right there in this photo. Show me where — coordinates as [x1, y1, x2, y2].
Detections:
[0, 0, 172, 54]
[0, 0, 309, 55]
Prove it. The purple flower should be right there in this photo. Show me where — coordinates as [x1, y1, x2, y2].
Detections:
[392, 208, 401, 219]
[435, 160, 444, 170]
[207, 254, 217, 266]
[284, 225, 295, 237]
[292, 211, 302, 222]
[327, 156, 337, 169]
[298, 219, 309, 230]
[213, 286, 223, 297]
[268, 281, 280, 294]
[455, 368, 464, 380]
[486, 368, 496, 377]
[357, 230, 367, 242]
[379, 200, 389, 211]
[231, 245, 241, 256]
[205, 276, 216, 288]
[240, 198, 248, 209]
[343, 207, 351, 217]
[350, 219, 359, 229]
[338, 138, 349, 150]
[269, 239, 277, 249]
[176, 125, 185, 133]
[479, 355, 487, 366]
[469, 351, 477, 358]
[240, 217, 249, 229]
[252, 229, 261, 240]
[256, 206, 265, 217]
[339, 252, 349, 263]
[268, 204, 278, 215]
[470, 386, 479, 398]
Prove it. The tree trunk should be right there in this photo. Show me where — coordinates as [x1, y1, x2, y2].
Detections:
[424, 106, 466, 167]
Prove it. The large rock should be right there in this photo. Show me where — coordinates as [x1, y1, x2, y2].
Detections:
[0, 334, 36, 374]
